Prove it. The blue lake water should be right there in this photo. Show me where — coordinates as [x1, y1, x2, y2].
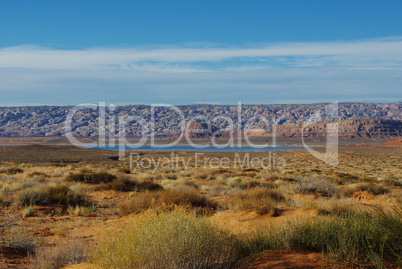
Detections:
[80, 145, 303, 152]
[0, 144, 304, 152]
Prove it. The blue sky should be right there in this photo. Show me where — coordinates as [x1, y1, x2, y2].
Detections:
[1, 0, 401, 106]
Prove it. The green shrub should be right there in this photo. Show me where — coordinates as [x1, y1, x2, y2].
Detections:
[226, 177, 263, 190]
[46, 185, 87, 205]
[98, 177, 163, 192]
[359, 183, 390, 195]
[67, 204, 97, 216]
[331, 172, 359, 181]
[165, 172, 178, 180]
[261, 182, 277, 189]
[22, 206, 36, 218]
[196, 172, 209, 179]
[357, 176, 377, 183]
[213, 169, 230, 175]
[181, 180, 199, 189]
[90, 210, 242, 268]
[137, 179, 163, 192]
[66, 172, 116, 184]
[117, 167, 131, 174]
[226, 177, 243, 189]
[5, 167, 24, 175]
[50, 163, 67, 167]
[241, 180, 261, 189]
[18, 185, 88, 207]
[108, 177, 139, 192]
[380, 179, 402, 187]
[17, 187, 46, 206]
[28, 171, 47, 178]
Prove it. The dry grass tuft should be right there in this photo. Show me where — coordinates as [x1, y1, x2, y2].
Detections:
[223, 187, 285, 215]
[90, 210, 242, 269]
[119, 188, 217, 216]
[30, 239, 90, 269]
[341, 183, 390, 197]
[0, 215, 41, 252]
[294, 176, 339, 197]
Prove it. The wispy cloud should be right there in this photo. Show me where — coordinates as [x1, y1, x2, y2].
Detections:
[0, 37, 401, 105]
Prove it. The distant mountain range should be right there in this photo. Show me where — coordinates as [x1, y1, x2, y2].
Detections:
[0, 103, 401, 139]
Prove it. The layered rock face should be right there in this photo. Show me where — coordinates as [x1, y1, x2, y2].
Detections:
[0, 103, 400, 138]
[383, 138, 402, 145]
[276, 119, 402, 139]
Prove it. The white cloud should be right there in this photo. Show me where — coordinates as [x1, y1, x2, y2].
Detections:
[0, 37, 401, 105]
[1, 37, 402, 70]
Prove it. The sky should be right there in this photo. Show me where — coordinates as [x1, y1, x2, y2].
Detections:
[0, 0, 401, 106]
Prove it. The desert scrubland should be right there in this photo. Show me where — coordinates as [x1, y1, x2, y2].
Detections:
[0, 141, 400, 268]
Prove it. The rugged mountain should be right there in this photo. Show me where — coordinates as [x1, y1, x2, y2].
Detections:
[180, 122, 221, 139]
[0, 102, 400, 138]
